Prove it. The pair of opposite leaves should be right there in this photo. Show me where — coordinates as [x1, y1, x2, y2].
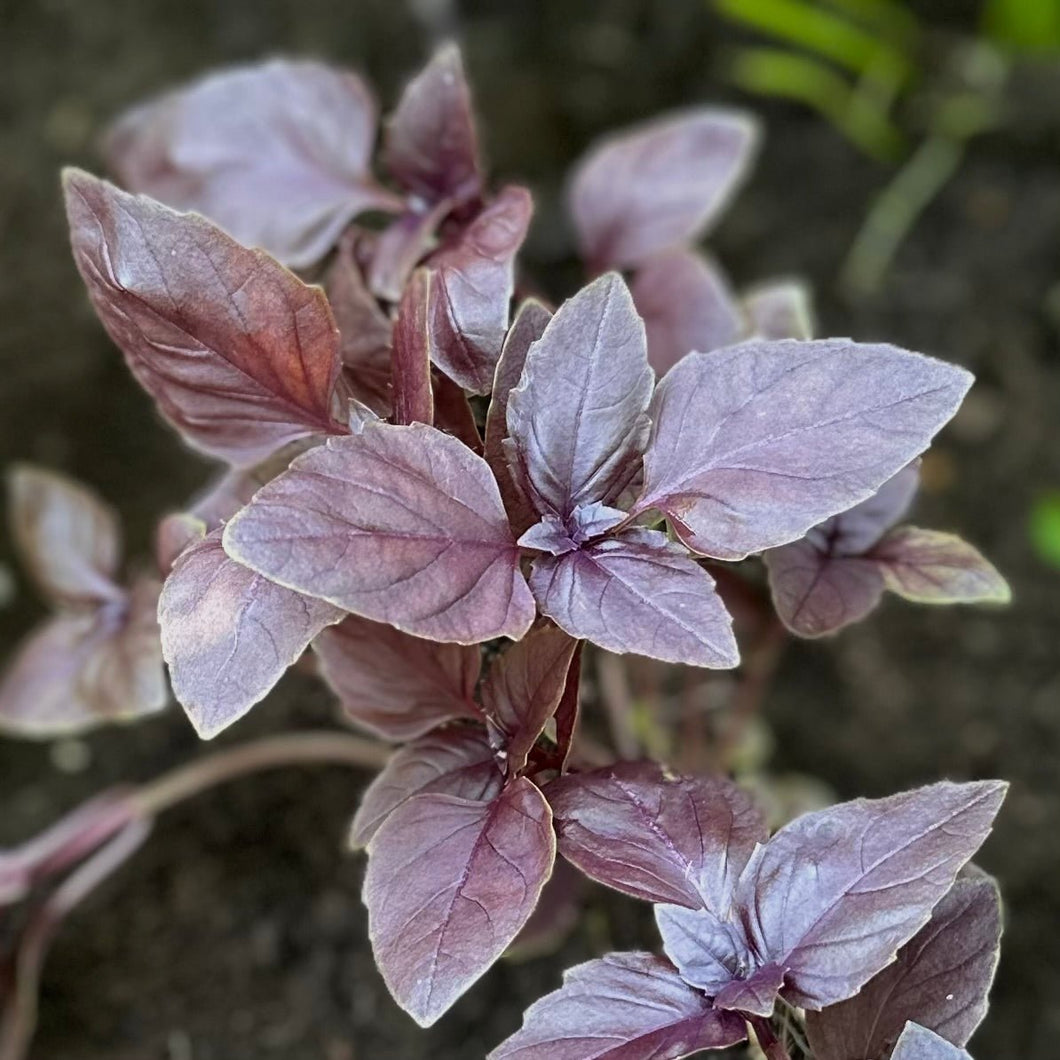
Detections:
[64, 167, 974, 740]
[486, 763, 1004, 1059]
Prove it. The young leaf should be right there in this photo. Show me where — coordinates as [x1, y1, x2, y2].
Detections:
[0, 578, 166, 737]
[765, 540, 885, 637]
[547, 761, 765, 910]
[424, 186, 534, 393]
[506, 274, 652, 517]
[366, 197, 451, 302]
[488, 952, 748, 1060]
[871, 528, 1012, 604]
[805, 870, 1001, 1060]
[158, 530, 343, 739]
[480, 624, 578, 773]
[713, 962, 788, 1017]
[7, 465, 123, 606]
[630, 249, 745, 376]
[326, 235, 394, 416]
[314, 613, 482, 741]
[485, 300, 552, 532]
[635, 340, 974, 560]
[384, 43, 483, 207]
[391, 269, 435, 426]
[64, 170, 345, 467]
[350, 728, 502, 848]
[103, 59, 401, 268]
[736, 780, 1007, 1010]
[744, 279, 815, 340]
[529, 529, 739, 668]
[364, 778, 554, 1026]
[568, 109, 758, 270]
[891, 1023, 972, 1060]
[654, 903, 760, 997]
[223, 422, 535, 643]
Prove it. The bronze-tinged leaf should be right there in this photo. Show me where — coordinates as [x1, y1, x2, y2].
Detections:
[64, 169, 345, 466]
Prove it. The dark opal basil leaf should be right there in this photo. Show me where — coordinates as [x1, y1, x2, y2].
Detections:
[384, 43, 482, 207]
[547, 761, 765, 910]
[223, 422, 535, 643]
[507, 273, 652, 518]
[655, 902, 758, 996]
[805, 870, 1001, 1060]
[364, 778, 554, 1026]
[529, 529, 739, 668]
[568, 109, 758, 271]
[7, 465, 123, 607]
[631, 249, 745, 376]
[713, 962, 788, 1017]
[350, 728, 502, 848]
[365, 197, 452, 303]
[325, 235, 394, 416]
[480, 623, 578, 773]
[65, 170, 345, 467]
[764, 538, 886, 638]
[391, 269, 435, 426]
[424, 186, 533, 394]
[635, 340, 974, 560]
[736, 780, 1007, 1010]
[892, 1023, 972, 1060]
[158, 529, 343, 739]
[314, 613, 482, 741]
[103, 59, 401, 268]
[486, 300, 552, 533]
[870, 527, 1012, 605]
[744, 280, 815, 340]
[0, 578, 166, 737]
[488, 952, 748, 1060]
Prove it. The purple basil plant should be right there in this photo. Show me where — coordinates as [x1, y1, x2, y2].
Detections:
[0, 43, 1012, 1060]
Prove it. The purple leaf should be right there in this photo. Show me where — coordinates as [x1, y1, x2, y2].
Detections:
[480, 624, 578, 773]
[765, 540, 885, 637]
[366, 197, 452, 302]
[736, 780, 1007, 1010]
[350, 728, 502, 848]
[634, 340, 974, 560]
[103, 59, 401, 268]
[805, 870, 1001, 1060]
[424, 186, 534, 393]
[870, 527, 1012, 604]
[551, 647, 583, 772]
[891, 1023, 972, 1060]
[506, 273, 652, 517]
[64, 170, 345, 467]
[506, 856, 584, 959]
[433, 371, 484, 453]
[155, 512, 206, 573]
[764, 465, 921, 636]
[314, 613, 481, 741]
[487, 952, 748, 1060]
[713, 963, 788, 1017]
[384, 43, 482, 207]
[655, 903, 760, 997]
[485, 299, 552, 533]
[568, 109, 758, 270]
[391, 269, 435, 426]
[158, 529, 343, 739]
[518, 504, 627, 557]
[223, 422, 535, 643]
[326, 235, 394, 416]
[0, 577, 166, 737]
[631, 250, 745, 376]
[364, 778, 554, 1026]
[744, 280, 815, 340]
[547, 761, 765, 910]
[529, 529, 739, 668]
[7, 465, 123, 607]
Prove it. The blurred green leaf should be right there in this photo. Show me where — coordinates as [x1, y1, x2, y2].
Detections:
[715, 0, 914, 80]
[1030, 491, 1060, 570]
[728, 47, 908, 158]
[820, 0, 922, 46]
[982, 0, 1060, 54]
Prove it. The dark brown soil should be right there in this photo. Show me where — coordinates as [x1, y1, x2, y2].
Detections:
[2, 1, 1058, 1057]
